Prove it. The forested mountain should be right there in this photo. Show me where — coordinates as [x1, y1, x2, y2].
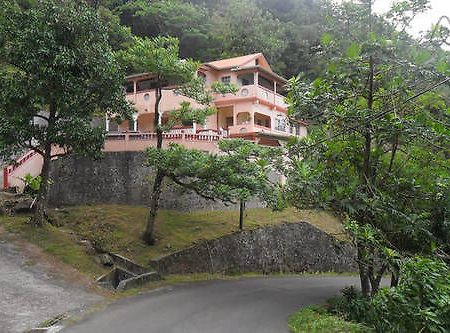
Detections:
[13, 0, 449, 81]
[83, 0, 330, 78]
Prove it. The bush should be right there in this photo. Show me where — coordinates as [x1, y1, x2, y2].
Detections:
[369, 258, 450, 333]
[330, 258, 450, 333]
[327, 286, 372, 323]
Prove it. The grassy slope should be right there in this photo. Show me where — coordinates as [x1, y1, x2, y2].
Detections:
[0, 205, 344, 278]
[288, 306, 373, 333]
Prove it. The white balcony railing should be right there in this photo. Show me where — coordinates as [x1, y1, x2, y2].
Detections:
[214, 85, 288, 109]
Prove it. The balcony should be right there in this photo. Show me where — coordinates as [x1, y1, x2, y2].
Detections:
[214, 85, 288, 110]
[104, 129, 226, 153]
[126, 89, 202, 114]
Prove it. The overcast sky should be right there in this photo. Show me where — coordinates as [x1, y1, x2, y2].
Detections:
[372, 0, 449, 37]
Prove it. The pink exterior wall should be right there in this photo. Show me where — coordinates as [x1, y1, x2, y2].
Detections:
[104, 53, 308, 152]
[127, 89, 202, 116]
[5, 151, 43, 191]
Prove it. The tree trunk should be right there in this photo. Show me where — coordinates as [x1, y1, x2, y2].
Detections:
[31, 146, 51, 226]
[369, 264, 387, 296]
[143, 84, 164, 245]
[143, 168, 164, 244]
[390, 270, 399, 287]
[357, 244, 371, 297]
[31, 102, 56, 226]
[239, 199, 245, 230]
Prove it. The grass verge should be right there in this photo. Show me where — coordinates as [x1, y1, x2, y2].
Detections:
[288, 306, 373, 333]
[0, 205, 344, 277]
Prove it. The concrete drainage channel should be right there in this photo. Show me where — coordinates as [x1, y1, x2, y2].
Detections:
[27, 254, 160, 333]
[96, 253, 161, 290]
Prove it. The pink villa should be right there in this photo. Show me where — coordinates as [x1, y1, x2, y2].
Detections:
[3, 53, 307, 190]
[104, 53, 307, 152]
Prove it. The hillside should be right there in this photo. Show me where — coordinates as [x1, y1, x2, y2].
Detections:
[0, 205, 344, 278]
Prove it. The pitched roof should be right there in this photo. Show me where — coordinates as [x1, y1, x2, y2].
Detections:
[205, 53, 270, 71]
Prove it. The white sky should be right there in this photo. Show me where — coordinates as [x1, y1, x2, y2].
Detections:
[372, 0, 450, 37]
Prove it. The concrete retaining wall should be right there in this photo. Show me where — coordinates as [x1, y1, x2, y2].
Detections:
[150, 222, 356, 275]
[48, 152, 262, 211]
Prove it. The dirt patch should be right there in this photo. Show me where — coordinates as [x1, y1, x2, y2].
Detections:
[0, 227, 106, 333]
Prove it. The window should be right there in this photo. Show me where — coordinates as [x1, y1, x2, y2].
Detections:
[125, 82, 134, 93]
[258, 75, 273, 90]
[137, 79, 158, 91]
[221, 76, 231, 84]
[275, 116, 286, 132]
[237, 73, 254, 86]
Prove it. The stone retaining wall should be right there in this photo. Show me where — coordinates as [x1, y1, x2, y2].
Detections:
[150, 222, 356, 275]
[48, 152, 262, 211]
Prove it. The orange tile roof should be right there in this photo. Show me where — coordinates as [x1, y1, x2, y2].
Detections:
[205, 53, 263, 70]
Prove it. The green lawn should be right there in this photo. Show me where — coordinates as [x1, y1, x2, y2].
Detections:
[0, 205, 344, 278]
[288, 306, 373, 333]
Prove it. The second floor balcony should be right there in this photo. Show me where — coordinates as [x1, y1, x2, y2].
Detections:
[214, 85, 288, 111]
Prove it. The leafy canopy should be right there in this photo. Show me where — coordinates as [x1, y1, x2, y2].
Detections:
[0, 0, 130, 159]
[146, 139, 285, 210]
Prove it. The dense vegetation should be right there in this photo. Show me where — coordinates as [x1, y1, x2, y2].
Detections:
[284, 0, 449, 331]
[86, 0, 328, 78]
[1, 0, 449, 331]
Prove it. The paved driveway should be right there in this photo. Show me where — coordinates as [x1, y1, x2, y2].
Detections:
[63, 276, 359, 333]
[0, 238, 102, 333]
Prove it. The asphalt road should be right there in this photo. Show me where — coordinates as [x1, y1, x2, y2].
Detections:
[63, 276, 360, 333]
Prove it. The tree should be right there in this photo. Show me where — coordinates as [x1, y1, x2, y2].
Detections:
[146, 139, 285, 232]
[118, 36, 237, 244]
[116, 0, 212, 61]
[285, 0, 449, 297]
[208, 0, 287, 72]
[0, 0, 130, 225]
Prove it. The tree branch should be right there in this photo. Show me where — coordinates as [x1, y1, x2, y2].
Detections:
[165, 173, 221, 202]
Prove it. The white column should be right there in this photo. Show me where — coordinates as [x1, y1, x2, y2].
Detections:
[132, 113, 138, 132]
[254, 71, 259, 86]
[105, 114, 110, 132]
[192, 122, 197, 133]
[273, 81, 277, 105]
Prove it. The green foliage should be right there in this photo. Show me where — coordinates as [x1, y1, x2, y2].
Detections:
[0, 0, 131, 224]
[109, 0, 329, 77]
[97, 5, 133, 51]
[330, 258, 450, 333]
[210, 81, 239, 96]
[327, 286, 372, 325]
[118, 0, 210, 60]
[23, 173, 41, 193]
[208, 0, 286, 71]
[117, 35, 199, 84]
[146, 140, 285, 210]
[368, 258, 450, 333]
[285, 0, 450, 299]
[0, 0, 130, 160]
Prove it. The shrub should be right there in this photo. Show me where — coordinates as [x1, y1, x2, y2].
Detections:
[327, 286, 372, 324]
[330, 258, 450, 333]
[369, 258, 450, 333]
